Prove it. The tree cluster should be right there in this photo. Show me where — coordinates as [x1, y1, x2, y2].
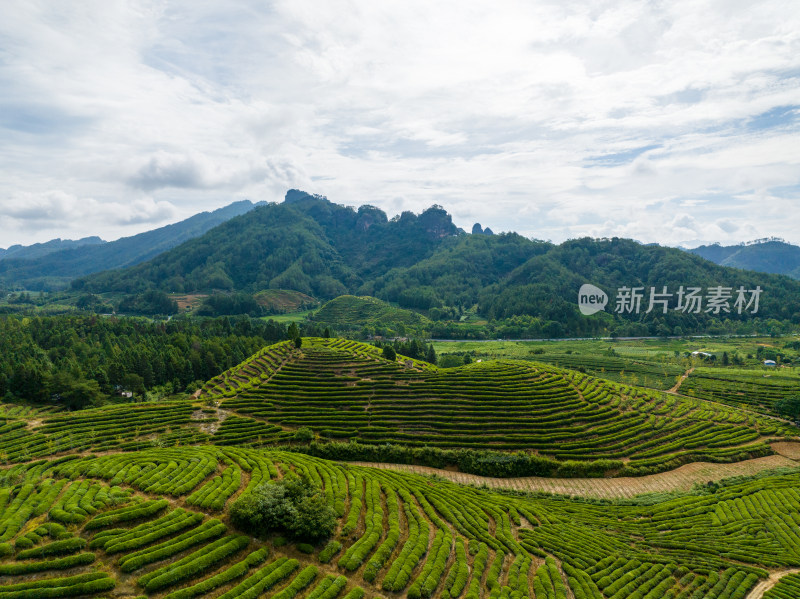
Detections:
[229, 476, 336, 543]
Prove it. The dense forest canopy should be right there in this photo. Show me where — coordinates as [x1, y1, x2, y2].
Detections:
[0, 315, 293, 408]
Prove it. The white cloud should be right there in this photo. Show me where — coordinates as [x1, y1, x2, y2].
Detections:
[0, 0, 799, 248]
[0, 191, 176, 235]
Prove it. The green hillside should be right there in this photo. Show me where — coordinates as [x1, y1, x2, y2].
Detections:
[70, 191, 800, 337]
[312, 295, 432, 334]
[690, 239, 800, 279]
[197, 338, 795, 477]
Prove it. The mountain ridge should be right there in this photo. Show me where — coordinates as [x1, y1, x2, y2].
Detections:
[689, 239, 800, 280]
[0, 236, 105, 262]
[0, 200, 261, 290]
[72, 190, 800, 336]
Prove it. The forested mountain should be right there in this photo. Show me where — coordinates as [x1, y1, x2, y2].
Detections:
[0, 236, 105, 262]
[0, 200, 261, 290]
[689, 239, 800, 279]
[72, 191, 800, 336]
[76, 191, 460, 296]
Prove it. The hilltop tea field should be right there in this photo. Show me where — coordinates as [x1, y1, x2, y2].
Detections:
[3, 337, 800, 598]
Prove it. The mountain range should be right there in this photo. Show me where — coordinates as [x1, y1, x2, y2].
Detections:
[688, 239, 800, 280]
[0, 200, 261, 290]
[0, 236, 105, 262]
[70, 190, 800, 337]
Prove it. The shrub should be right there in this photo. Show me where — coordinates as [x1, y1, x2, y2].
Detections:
[294, 427, 314, 442]
[290, 495, 337, 543]
[297, 543, 314, 554]
[16, 537, 86, 559]
[318, 540, 342, 563]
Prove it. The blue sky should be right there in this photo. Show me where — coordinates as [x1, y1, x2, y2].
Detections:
[1, 0, 799, 247]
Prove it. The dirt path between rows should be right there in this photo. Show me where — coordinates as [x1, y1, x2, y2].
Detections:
[668, 367, 695, 393]
[352, 442, 800, 499]
[746, 568, 800, 599]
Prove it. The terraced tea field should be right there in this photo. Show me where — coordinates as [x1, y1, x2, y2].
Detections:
[198, 338, 797, 476]
[3, 337, 800, 598]
[682, 367, 800, 414]
[0, 338, 795, 479]
[532, 353, 685, 390]
[2, 445, 800, 598]
[433, 339, 800, 418]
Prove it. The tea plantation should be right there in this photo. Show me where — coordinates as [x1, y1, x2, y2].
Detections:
[2, 446, 800, 598]
[2, 338, 800, 597]
[202, 338, 795, 476]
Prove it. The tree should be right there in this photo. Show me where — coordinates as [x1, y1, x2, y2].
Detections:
[323, 327, 331, 339]
[47, 372, 105, 410]
[229, 477, 336, 543]
[775, 396, 800, 422]
[382, 346, 397, 361]
[426, 344, 437, 365]
[122, 373, 146, 398]
[294, 336, 303, 349]
[439, 354, 464, 368]
[287, 322, 300, 341]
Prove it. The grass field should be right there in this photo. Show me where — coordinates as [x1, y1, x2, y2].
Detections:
[266, 310, 318, 323]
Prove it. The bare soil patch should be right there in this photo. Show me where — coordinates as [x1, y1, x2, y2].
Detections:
[771, 441, 800, 460]
[171, 293, 208, 310]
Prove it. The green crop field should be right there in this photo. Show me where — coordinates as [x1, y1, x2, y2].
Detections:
[2, 444, 800, 598]
[311, 295, 433, 336]
[3, 336, 800, 598]
[197, 338, 796, 477]
[682, 368, 800, 413]
[434, 337, 800, 417]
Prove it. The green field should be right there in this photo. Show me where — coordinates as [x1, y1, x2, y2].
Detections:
[683, 367, 800, 413]
[2, 443, 800, 598]
[3, 336, 800, 598]
[267, 310, 318, 324]
[192, 338, 799, 477]
[434, 337, 800, 416]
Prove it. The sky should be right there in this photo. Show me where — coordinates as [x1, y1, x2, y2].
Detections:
[1, 0, 799, 248]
